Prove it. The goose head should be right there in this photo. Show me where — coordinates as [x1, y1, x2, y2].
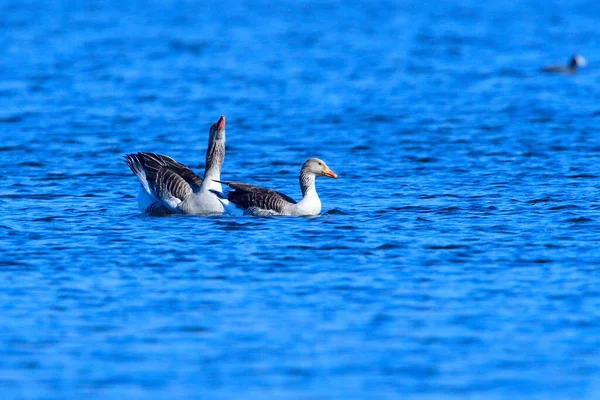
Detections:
[570, 54, 587, 69]
[302, 158, 338, 179]
[209, 115, 226, 141]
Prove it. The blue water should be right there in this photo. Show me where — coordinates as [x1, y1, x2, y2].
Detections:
[2, 0, 600, 398]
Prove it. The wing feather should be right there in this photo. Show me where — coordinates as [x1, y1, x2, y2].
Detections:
[145, 201, 172, 215]
[124, 152, 199, 211]
[139, 152, 202, 189]
[218, 181, 296, 214]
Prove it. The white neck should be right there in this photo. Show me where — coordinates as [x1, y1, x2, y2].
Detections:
[295, 172, 321, 215]
[204, 165, 221, 181]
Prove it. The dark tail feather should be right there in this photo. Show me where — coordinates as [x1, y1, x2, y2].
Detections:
[209, 189, 227, 199]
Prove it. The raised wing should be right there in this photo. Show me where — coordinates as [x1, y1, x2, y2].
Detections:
[141, 152, 202, 188]
[125, 152, 200, 211]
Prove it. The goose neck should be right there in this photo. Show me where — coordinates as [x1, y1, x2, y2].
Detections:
[300, 170, 316, 198]
[204, 139, 225, 179]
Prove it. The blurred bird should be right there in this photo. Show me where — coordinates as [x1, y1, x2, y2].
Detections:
[542, 54, 587, 74]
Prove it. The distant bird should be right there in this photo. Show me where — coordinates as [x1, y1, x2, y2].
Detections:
[542, 54, 587, 74]
[124, 115, 227, 214]
[211, 158, 338, 216]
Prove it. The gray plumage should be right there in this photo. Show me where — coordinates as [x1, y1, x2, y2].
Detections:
[145, 200, 172, 215]
[214, 158, 338, 216]
[125, 152, 202, 189]
[124, 115, 226, 214]
[124, 152, 199, 212]
[215, 181, 297, 214]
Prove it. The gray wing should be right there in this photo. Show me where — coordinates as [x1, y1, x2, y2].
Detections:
[145, 201, 172, 215]
[125, 152, 199, 211]
[217, 180, 296, 214]
[141, 152, 202, 188]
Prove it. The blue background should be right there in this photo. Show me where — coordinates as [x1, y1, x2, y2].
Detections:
[1, 0, 600, 398]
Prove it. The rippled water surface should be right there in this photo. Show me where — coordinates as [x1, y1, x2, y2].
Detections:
[2, 0, 600, 398]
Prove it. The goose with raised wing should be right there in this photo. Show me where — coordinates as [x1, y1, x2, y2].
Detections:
[211, 158, 338, 216]
[124, 115, 227, 215]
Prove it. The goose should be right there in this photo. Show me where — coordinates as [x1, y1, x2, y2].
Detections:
[211, 158, 338, 216]
[542, 54, 587, 74]
[124, 115, 226, 214]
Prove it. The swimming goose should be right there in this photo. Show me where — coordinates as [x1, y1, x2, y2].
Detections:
[124, 115, 227, 214]
[211, 158, 338, 216]
[542, 54, 587, 74]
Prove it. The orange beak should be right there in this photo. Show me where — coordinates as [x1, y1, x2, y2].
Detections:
[216, 115, 226, 130]
[323, 167, 338, 179]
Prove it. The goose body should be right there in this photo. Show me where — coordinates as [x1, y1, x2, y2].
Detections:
[212, 158, 337, 216]
[124, 115, 226, 215]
